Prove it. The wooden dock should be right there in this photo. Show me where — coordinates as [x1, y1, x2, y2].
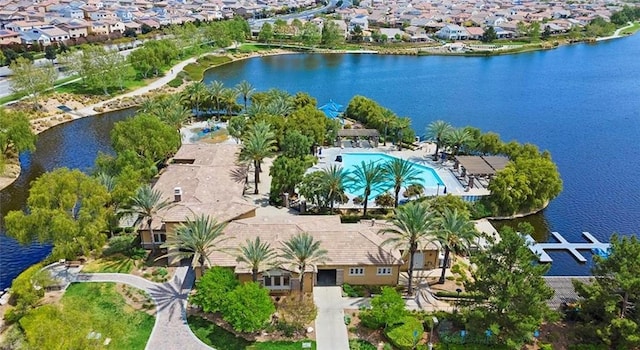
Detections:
[525, 232, 610, 263]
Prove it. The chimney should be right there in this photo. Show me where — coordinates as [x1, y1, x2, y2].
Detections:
[174, 187, 182, 202]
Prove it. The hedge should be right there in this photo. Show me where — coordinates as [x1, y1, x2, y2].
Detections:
[384, 317, 424, 350]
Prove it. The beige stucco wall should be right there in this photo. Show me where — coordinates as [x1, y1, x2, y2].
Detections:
[400, 249, 439, 271]
[320, 265, 400, 286]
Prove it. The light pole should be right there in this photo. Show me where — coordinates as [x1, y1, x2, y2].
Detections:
[436, 183, 440, 197]
[455, 287, 462, 312]
[427, 316, 438, 350]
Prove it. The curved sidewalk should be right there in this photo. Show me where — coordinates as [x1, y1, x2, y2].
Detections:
[76, 265, 211, 350]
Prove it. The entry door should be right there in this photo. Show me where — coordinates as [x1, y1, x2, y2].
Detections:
[413, 253, 424, 269]
[336, 269, 344, 285]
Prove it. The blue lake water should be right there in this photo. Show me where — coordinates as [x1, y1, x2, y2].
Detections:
[205, 36, 640, 276]
[341, 152, 444, 198]
[2, 37, 640, 289]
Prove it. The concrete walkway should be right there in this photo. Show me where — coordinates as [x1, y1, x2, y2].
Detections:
[76, 265, 211, 350]
[313, 287, 349, 350]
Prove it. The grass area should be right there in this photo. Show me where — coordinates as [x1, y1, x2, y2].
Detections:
[19, 283, 154, 349]
[83, 254, 136, 273]
[621, 22, 640, 35]
[235, 43, 277, 52]
[188, 315, 316, 350]
[183, 55, 233, 81]
[54, 67, 148, 95]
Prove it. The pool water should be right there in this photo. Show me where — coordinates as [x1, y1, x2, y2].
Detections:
[341, 153, 444, 198]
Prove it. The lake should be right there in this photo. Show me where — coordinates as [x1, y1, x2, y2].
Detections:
[2, 36, 640, 288]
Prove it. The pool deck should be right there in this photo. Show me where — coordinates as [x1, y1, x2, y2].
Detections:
[311, 142, 489, 209]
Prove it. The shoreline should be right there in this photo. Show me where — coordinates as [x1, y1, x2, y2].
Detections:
[0, 27, 636, 191]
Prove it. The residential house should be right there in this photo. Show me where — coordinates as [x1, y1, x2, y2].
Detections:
[59, 18, 89, 37]
[5, 19, 47, 31]
[378, 27, 405, 41]
[139, 144, 257, 250]
[58, 5, 84, 18]
[89, 20, 109, 34]
[436, 24, 468, 40]
[0, 28, 21, 44]
[348, 14, 368, 31]
[88, 10, 113, 21]
[465, 26, 484, 40]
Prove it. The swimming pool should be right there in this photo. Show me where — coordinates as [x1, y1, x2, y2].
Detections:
[341, 153, 445, 198]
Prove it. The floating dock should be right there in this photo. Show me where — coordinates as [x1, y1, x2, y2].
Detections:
[524, 232, 610, 263]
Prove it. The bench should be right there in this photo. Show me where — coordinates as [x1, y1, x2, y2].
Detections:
[65, 261, 82, 268]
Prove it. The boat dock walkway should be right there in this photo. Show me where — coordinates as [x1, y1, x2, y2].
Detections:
[525, 232, 610, 263]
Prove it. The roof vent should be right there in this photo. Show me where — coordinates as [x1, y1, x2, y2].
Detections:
[174, 187, 182, 202]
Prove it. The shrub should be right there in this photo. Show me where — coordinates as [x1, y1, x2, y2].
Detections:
[278, 295, 317, 334]
[375, 193, 395, 208]
[6, 263, 45, 322]
[167, 77, 183, 88]
[384, 317, 424, 350]
[189, 267, 239, 313]
[221, 282, 275, 333]
[359, 287, 407, 329]
[103, 235, 146, 259]
[349, 339, 377, 350]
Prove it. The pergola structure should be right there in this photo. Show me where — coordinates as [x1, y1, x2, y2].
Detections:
[336, 129, 380, 147]
[454, 155, 510, 188]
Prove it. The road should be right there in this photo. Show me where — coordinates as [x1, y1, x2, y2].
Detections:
[250, 0, 339, 25]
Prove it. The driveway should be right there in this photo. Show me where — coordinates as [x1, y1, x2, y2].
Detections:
[313, 287, 349, 350]
[76, 266, 211, 350]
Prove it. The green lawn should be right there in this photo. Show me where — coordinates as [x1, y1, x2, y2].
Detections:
[19, 283, 154, 349]
[188, 315, 316, 350]
[82, 254, 136, 273]
[182, 55, 233, 81]
[621, 22, 640, 35]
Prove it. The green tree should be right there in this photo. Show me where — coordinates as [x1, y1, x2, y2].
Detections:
[427, 194, 470, 218]
[476, 131, 502, 155]
[273, 19, 289, 45]
[426, 120, 453, 160]
[445, 127, 472, 156]
[239, 121, 277, 194]
[235, 80, 255, 111]
[44, 45, 57, 62]
[5, 168, 110, 259]
[208, 80, 225, 120]
[190, 266, 239, 313]
[379, 108, 396, 146]
[528, 21, 541, 41]
[182, 82, 208, 118]
[121, 184, 174, 253]
[360, 287, 407, 329]
[347, 160, 388, 216]
[383, 158, 423, 208]
[301, 21, 322, 47]
[322, 164, 349, 213]
[379, 202, 436, 295]
[280, 232, 329, 298]
[258, 22, 274, 43]
[432, 208, 478, 284]
[0, 108, 37, 155]
[321, 20, 344, 48]
[269, 155, 308, 200]
[573, 235, 640, 349]
[227, 115, 246, 144]
[286, 105, 328, 146]
[282, 130, 312, 159]
[161, 214, 228, 270]
[464, 226, 555, 349]
[10, 57, 56, 109]
[481, 26, 497, 43]
[235, 237, 278, 282]
[111, 113, 181, 166]
[222, 282, 275, 332]
[298, 171, 329, 210]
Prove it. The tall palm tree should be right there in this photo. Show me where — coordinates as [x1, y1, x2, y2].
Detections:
[426, 120, 453, 160]
[235, 80, 255, 111]
[378, 201, 436, 295]
[208, 80, 225, 120]
[123, 185, 174, 254]
[348, 161, 388, 217]
[222, 88, 240, 117]
[446, 128, 472, 156]
[433, 208, 478, 284]
[383, 158, 423, 208]
[279, 232, 329, 299]
[96, 172, 118, 237]
[394, 117, 411, 151]
[182, 82, 208, 118]
[239, 121, 277, 194]
[322, 165, 349, 213]
[236, 237, 278, 282]
[160, 103, 191, 132]
[266, 96, 294, 117]
[160, 214, 227, 270]
[380, 108, 396, 146]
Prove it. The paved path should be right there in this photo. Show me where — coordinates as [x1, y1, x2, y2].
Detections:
[597, 22, 635, 41]
[76, 266, 211, 350]
[313, 287, 349, 350]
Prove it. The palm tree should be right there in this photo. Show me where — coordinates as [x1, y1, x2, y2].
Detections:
[433, 208, 478, 284]
[446, 128, 473, 156]
[208, 80, 225, 120]
[123, 185, 174, 254]
[322, 165, 349, 213]
[394, 117, 411, 151]
[239, 121, 277, 194]
[160, 103, 191, 132]
[96, 172, 118, 237]
[378, 201, 436, 295]
[383, 158, 423, 208]
[347, 161, 387, 217]
[380, 108, 396, 146]
[236, 237, 278, 282]
[182, 82, 208, 118]
[160, 214, 227, 270]
[279, 232, 329, 299]
[426, 120, 453, 160]
[221, 88, 240, 117]
[235, 80, 255, 111]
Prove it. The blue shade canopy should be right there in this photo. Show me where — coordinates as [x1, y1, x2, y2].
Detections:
[318, 99, 344, 119]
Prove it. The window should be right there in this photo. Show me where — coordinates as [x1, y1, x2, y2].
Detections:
[377, 267, 392, 276]
[153, 233, 166, 243]
[349, 267, 364, 276]
[263, 275, 291, 289]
